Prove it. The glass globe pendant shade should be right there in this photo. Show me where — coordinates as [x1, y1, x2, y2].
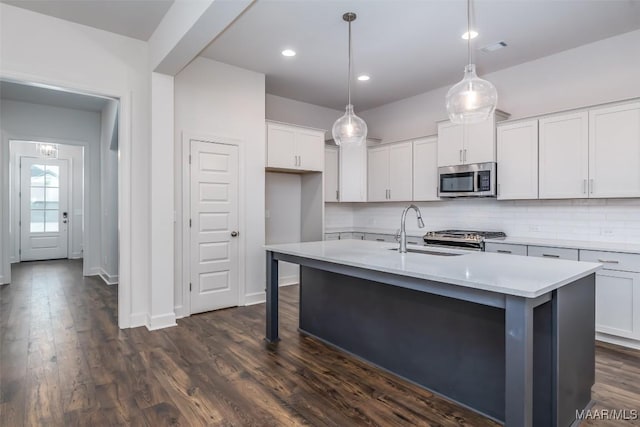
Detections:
[332, 104, 368, 146]
[446, 64, 498, 124]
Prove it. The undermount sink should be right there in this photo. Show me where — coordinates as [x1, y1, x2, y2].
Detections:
[388, 248, 464, 256]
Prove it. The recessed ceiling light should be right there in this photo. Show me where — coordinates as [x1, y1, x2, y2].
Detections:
[357, 75, 370, 81]
[461, 31, 478, 40]
[281, 49, 296, 57]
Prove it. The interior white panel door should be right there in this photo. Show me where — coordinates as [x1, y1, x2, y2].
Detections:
[367, 145, 389, 202]
[190, 140, 240, 314]
[388, 142, 413, 201]
[266, 123, 296, 169]
[20, 157, 69, 261]
[497, 120, 539, 200]
[412, 137, 439, 201]
[539, 111, 589, 199]
[589, 102, 640, 198]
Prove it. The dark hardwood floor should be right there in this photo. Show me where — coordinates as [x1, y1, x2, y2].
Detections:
[1, 259, 639, 426]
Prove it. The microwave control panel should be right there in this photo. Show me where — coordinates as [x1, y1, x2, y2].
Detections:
[478, 170, 492, 191]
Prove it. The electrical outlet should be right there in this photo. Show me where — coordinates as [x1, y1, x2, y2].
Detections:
[528, 225, 541, 232]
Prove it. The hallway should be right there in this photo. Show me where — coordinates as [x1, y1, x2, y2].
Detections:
[1, 260, 639, 426]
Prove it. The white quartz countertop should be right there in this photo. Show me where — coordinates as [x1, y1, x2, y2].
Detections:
[485, 236, 640, 254]
[265, 240, 601, 299]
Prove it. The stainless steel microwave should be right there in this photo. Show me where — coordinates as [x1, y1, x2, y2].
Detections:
[438, 162, 497, 198]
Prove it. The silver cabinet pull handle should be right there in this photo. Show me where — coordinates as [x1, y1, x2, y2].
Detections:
[336, 190, 339, 200]
[459, 149, 463, 162]
[497, 250, 512, 254]
[590, 179, 594, 194]
[463, 149, 467, 163]
[375, 238, 385, 242]
[583, 179, 587, 194]
[597, 259, 619, 264]
[542, 254, 560, 258]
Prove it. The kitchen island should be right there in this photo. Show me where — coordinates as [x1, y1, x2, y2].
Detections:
[265, 240, 601, 427]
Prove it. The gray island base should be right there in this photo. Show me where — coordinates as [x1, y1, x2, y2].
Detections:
[265, 240, 600, 427]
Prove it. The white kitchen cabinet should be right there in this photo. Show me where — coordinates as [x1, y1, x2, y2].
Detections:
[364, 233, 396, 242]
[594, 269, 640, 340]
[588, 101, 640, 198]
[527, 245, 579, 261]
[412, 136, 439, 201]
[485, 242, 527, 256]
[437, 111, 509, 167]
[324, 146, 339, 202]
[367, 141, 413, 202]
[266, 121, 324, 172]
[338, 139, 371, 202]
[324, 233, 340, 241]
[538, 111, 589, 199]
[497, 120, 539, 200]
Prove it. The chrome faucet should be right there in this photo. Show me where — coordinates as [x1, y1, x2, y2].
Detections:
[399, 204, 425, 253]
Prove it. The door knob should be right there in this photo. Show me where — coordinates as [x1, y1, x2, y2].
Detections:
[231, 231, 239, 237]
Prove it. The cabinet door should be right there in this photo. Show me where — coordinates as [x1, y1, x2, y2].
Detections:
[589, 102, 640, 198]
[485, 243, 527, 256]
[437, 121, 464, 167]
[497, 120, 538, 200]
[324, 147, 339, 202]
[464, 118, 496, 164]
[368, 146, 389, 202]
[413, 137, 439, 201]
[388, 142, 413, 201]
[539, 111, 589, 199]
[267, 124, 297, 169]
[596, 270, 640, 340]
[527, 245, 578, 261]
[339, 141, 368, 202]
[296, 129, 324, 172]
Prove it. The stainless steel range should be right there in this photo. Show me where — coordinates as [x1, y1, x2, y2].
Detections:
[423, 230, 506, 251]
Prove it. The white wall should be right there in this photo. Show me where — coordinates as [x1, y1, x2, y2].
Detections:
[1, 100, 100, 271]
[174, 57, 266, 312]
[361, 29, 640, 143]
[265, 172, 301, 285]
[266, 94, 340, 140]
[9, 141, 84, 259]
[100, 100, 119, 283]
[0, 3, 151, 327]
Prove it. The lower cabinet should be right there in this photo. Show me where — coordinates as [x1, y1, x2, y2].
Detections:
[593, 269, 640, 340]
[364, 233, 397, 243]
[484, 243, 527, 256]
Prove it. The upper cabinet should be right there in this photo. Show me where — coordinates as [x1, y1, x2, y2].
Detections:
[588, 102, 640, 198]
[537, 100, 640, 199]
[367, 141, 413, 202]
[339, 139, 370, 202]
[539, 111, 589, 199]
[324, 145, 339, 202]
[266, 121, 325, 172]
[497, 120, 539, 200]
[412, 136, 439, 201]
[437, 110, 509, 167]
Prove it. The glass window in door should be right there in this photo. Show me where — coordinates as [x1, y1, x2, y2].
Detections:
[30, 164, 60, 232]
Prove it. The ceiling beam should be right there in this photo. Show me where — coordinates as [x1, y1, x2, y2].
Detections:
[149, 0, 255, 75]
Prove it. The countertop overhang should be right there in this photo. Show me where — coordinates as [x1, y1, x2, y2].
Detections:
[265, 240, 601, 299]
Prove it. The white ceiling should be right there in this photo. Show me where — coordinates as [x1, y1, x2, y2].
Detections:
[1, 0, 174, 41]
[201, 0, 640, 110]
[0, 80, 113, 112]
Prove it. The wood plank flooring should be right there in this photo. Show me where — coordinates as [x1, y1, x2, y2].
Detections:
[1, 259, 639, 426]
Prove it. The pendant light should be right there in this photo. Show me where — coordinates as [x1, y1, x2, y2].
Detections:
[332, 12, 368, 146]
[445, 0, 497, 124]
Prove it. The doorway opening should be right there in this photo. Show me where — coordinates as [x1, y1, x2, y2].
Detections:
[2, 79, 121, 322]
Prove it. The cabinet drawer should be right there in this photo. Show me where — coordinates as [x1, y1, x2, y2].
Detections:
[364, 233, 396, 243]
[324, 233, 340, 241]
[339, 232, 353, 240]
[485, 243, 527, 256]
[352, 232, 365, 240]
[406, 235, 422, 245]
[580, 250, 640, 272]
[527, 245, 578, 261]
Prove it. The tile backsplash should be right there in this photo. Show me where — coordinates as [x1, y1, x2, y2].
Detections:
[326, 198, 640, 243]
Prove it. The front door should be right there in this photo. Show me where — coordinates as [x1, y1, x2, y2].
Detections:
[190, 140, 240, 314]
[20, 157, 69, 261]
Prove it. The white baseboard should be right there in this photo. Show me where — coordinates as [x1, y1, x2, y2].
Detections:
[174, 305, 186, 319]
[69, 253, 83, 260]
[146, 312, 177, 331]
[0, 275, 7, 285]
[244, 291, 266, 306]
[9, 256, 17, 264]
[98, 269, 119, 285]
[85, 266, 101, 276]
[596, 333, 640, 350]
[279, 275, 299, 287]
[130, 312, 148, 328]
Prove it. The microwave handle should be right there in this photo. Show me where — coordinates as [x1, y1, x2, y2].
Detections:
[475, 172, 480, 192]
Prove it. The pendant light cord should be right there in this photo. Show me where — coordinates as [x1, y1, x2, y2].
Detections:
[348, 19, 352, 106]
[467, 0, 471, 66]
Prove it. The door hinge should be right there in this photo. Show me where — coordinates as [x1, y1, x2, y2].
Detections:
[189, 219, 192, 228]
[19, 249, 21, 255]
[189, 155, 192, 164]
[18, 220, 21, 226]
[189, 283, 192, 291]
